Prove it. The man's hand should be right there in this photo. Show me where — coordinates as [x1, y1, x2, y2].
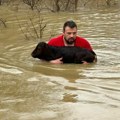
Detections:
[82, 61, 89, 64]
[50, 57, 63, 64]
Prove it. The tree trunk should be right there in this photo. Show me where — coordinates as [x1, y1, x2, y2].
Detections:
[54, 0, 60, 12]
[0, 0, 2, 5]
[75, 0, 78, 11]
[106, 0, 111, 6]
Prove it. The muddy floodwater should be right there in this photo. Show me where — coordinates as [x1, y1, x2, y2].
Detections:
[0, 6, 120, 120]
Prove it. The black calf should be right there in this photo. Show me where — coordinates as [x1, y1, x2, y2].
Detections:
[31, 42, 96, 63]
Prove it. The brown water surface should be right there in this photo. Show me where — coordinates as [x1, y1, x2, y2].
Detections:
[0, 6, 120, 120]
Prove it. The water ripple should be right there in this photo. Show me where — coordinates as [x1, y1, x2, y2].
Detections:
[0, 66, 23, 74]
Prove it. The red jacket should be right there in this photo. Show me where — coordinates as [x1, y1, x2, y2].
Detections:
[48, 35, 93, 51]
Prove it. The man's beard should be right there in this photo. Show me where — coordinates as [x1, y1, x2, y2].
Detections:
[64, 37, 75, 45]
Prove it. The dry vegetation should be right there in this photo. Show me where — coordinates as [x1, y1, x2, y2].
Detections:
[0, 0, 119, 40]
[0, 0, 119, 12]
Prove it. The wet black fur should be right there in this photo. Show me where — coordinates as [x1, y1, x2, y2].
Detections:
[31, 42, 96, 64]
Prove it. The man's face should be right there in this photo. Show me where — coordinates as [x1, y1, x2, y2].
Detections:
[63, 26, 77, 44]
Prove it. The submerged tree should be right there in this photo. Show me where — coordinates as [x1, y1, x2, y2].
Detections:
[0, 18, 7, 28]
[0, 0, 119, 11]
[23, 0, 41, 10]
[0, 0, 2, 5]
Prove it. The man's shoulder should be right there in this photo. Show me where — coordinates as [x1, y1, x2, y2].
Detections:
[50, 34, 63, 41]
[75, 36, 92, 50]
[48, 34, 64, 46]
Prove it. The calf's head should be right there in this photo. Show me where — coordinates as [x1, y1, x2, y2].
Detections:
[31, 42, 48, 59]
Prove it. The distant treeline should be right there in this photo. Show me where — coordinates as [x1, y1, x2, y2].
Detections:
[0, 0, 119, 11]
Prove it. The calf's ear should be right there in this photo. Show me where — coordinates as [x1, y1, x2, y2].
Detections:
[38, 42, 47, 48]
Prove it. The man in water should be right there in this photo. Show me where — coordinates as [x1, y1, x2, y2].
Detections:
[48, 20, 97, 64]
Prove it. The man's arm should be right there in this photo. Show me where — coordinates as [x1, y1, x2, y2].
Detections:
[50, 57, 63, 64]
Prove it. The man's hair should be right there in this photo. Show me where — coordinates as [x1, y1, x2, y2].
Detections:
[63, 20, 77, 32]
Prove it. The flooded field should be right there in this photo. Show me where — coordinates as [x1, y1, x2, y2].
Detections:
[0, 5, 120, 120]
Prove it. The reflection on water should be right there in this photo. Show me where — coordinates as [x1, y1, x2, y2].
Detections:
[0, 6, 120, 120]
